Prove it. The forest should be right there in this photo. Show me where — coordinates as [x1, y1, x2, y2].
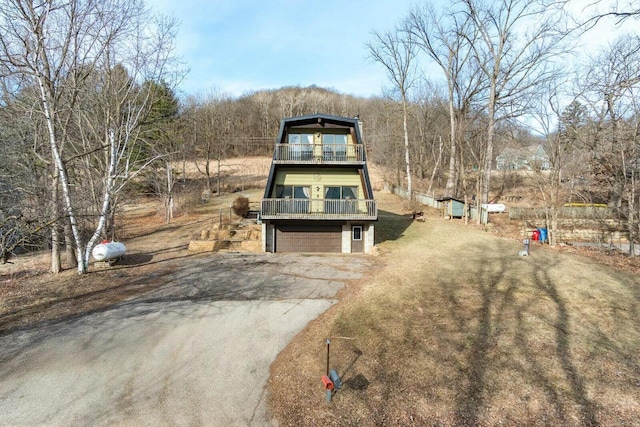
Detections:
[0, 0, 639, 272]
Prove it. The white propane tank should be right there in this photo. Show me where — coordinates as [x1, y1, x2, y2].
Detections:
[481, 203, 507, 213]
[92, 241, 126, 261]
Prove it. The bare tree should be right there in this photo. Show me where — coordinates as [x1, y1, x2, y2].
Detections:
[368, 22, 419, 198]
[580, 0, 640, 26]
[576, 34, 640, 254]
[0, 0, 181, 273]
[527, 79, 584, 246]
[461, 0, 570, 214]
[409, 4, 485, 198]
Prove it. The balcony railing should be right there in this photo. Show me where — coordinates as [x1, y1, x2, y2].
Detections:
[272, 144, 365, 164]
[261, 198, 377, 220]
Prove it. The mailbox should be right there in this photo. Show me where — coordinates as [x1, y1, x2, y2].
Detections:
[322, 375, 334, 391]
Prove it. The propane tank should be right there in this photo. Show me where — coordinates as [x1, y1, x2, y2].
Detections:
[92, 241, 126, 262]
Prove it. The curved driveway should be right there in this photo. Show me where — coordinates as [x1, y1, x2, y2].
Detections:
[0, 253, 371, 426]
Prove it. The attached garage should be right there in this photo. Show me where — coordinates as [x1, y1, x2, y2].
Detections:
[275, 224, 342, 253]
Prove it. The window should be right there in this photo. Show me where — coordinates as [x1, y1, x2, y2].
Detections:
[288, 133, 314, 144]
[275, 185, 310, 214]
[324, 186, 357, 199]
[342, 186, 357, 200]
[324, 186, 358, 214]
[324, 186, 341, 200]
[322, 134, 347, 145]
[288, 133, 314, 160]
[322, 134, 348, 160]
[352, 226, 362, 241]
[276, 185, 310, 198]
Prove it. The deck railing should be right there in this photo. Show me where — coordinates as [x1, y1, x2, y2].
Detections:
[272, 144, 365, 164]
[261, 198, 377, 220]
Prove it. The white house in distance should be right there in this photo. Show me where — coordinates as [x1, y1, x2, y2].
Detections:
[495, 144, 550, 171]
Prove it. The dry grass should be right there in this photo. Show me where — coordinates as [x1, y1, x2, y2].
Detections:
[3, 157, 640, 425]
[268, 192, 640, 426]
[0, 188, 265, 335]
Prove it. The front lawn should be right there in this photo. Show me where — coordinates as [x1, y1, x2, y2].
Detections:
[268, 192, 640, 425]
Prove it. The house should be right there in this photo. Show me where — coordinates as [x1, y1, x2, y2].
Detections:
[495, 144, 550, 171]
[260, 114, 377, 253]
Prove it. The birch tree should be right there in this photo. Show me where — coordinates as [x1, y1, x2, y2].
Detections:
[0, 0, 181, 273]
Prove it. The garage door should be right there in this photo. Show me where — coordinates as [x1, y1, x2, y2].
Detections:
[275, 225, 342, 253]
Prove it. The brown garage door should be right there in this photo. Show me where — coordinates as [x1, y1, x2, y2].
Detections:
[275, 225, 342, 253]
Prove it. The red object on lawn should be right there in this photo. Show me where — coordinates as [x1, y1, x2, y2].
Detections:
[322, 375, 334, 391]
[532, 229, 540, 241]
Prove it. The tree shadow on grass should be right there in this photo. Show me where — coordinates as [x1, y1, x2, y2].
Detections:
[432, 240, 602, 425]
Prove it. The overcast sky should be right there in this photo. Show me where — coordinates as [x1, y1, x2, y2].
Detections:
[150, 0, 637, 100]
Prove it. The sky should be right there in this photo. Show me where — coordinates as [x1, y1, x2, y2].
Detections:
[150, 0, 419, 98]
[150, 0, 637, 100]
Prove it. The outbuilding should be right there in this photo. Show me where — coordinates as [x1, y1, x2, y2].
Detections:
[437, 197, 466, 219]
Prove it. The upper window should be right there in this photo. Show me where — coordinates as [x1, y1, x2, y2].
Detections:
[286, 134, 314, 160]
[325, 186, 358, 200]
[288, 134, 314, 144]
[322, 134, 347, 145]
[276, 185, 310, 199]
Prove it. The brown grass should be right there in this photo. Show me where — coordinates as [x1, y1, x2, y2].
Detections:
[0, 188, 265, 335]
[268, 192, 640, 426]
[2, 157, 640, 425]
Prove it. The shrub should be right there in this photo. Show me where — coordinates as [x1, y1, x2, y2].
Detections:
[232, 196, 250, 218]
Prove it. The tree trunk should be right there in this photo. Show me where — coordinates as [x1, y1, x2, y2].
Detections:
[402, 97, 412, 199]
[444, 87, 457, 197]
[217, 156, 222, 195]
[482, 80, 497, 205]
[35, 69, 85, 273]
[427, 135, 444, 196]
[478, 77, 497, 224]
[64, 219, 77, 268]
[165, 160, 174, 223]
[51, 172, 61, 274]
[82, 129, 118, 269]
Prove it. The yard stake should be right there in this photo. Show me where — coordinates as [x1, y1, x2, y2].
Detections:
[326, 339, 330, 376]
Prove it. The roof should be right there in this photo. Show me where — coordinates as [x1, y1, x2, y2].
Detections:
[436, 197, 465, 204]
[496, 143, 548, 159]
[276, 113, 363, 144]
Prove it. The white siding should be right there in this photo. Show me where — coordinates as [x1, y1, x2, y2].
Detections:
[263, 223, 275, 252]
[365, 224, 375, 254]
[341, 224, 351, 253]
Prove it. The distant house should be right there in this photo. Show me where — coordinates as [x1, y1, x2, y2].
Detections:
[260, 114, 377, 253]
[495, 144, 550, 171]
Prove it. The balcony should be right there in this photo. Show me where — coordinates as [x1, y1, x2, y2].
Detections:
[272, 144, 365, 164]
[261, 198, 377, 220]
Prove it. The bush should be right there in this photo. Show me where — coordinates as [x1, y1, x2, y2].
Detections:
[232, 196, 250, 218]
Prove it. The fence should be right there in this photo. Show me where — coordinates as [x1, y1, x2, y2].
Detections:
[384, 182, 487, 224]
[509, 206, 614, 220]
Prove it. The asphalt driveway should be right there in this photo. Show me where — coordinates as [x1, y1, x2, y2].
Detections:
[0, 253, 371, 426]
